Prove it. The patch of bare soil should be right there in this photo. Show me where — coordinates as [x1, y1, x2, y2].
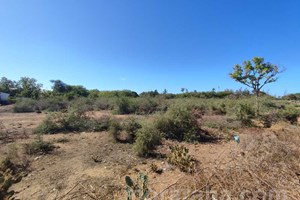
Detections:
[0, 107, 45, 146]
[1, 106, 299, 199]
[8, 132, 142, 200]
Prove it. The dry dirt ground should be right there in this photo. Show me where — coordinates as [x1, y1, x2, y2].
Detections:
[0, 105, 299, 199]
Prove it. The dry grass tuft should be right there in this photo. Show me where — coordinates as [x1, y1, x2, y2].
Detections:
[152, 131, 300, 199]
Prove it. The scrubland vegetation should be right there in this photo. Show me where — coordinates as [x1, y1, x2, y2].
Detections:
[1, 60, 300, 199]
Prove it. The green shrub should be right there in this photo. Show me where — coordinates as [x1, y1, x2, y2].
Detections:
[154, 104, 201, 142]
[260, 111, 279, 128]
[34, 116, 61, 134]
[236, 102, 255, 127]
[34, 109, 108, 134]
[24, 135, 55, 155]
[133, 124, 162, 157]
[282, 94, 298, 100]
[109, 118, 122, 142]
[114, 97, 160, 115]
[56, 111, 90, 132]
[122, 117, 142, 143]
[37, 97, 68, 112]
[134, 98, 158, 115]
[14, 98, 69, 113]
[280, 106, 300, 124]
[211, 103, 227, 115]
[93, 97, 114, 110]
[94, 115, 111, 131]
[114, 97, 136, 114]
[69, 97, 94, 114]
[13, 98, 37, 113]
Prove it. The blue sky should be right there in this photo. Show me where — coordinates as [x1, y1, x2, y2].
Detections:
[0, 0, 299, 96]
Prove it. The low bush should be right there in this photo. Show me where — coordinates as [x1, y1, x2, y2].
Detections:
[133, 98, 158, 115]
[202, 115, 241, 132]
[211, 103, 227, 115]
[13, 98, 37, 113]
[154, 104, 202, 142]
[122, 117, 142, 143]
[93, 97, 114, 110]
[34, 116, 61, 134]
[133, 124, 162, 157]
[34, 110, 110, 134]
[114, 97, 136, 114]
[236, 102, 255, 127]
[260, 111, 279, 128]
[69, 97, 94, 114]
[279, 106, 300, 124]
[109, 118, 122, 142]
[94, 115, 111, 131]
[37, 97, 68, 112]
[114, 97, 161, 115]
[14, 97, 69, 113]
[24, 135, 55, 155]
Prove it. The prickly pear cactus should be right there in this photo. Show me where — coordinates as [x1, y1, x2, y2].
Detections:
[167, 145, 196, 173]
[0, 164, 23, 200]
[125, 173, 149, 200]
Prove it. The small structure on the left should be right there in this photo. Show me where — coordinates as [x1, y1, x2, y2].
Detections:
[0, 92, 10, 103]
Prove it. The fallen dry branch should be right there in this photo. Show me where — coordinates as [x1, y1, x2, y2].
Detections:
[151, 179, 180, 200]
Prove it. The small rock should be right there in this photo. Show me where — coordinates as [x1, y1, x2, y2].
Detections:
[34, 156, 42, 161]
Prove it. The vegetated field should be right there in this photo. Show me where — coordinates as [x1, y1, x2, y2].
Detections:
[0, 97, 300, 200]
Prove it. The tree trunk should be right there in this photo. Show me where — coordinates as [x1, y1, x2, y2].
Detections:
[255, 91, 260, 116]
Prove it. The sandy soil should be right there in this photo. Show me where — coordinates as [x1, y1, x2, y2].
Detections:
[1, 105, 295, 199]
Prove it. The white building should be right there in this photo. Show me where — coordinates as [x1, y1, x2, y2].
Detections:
[0, 92, 10, 102]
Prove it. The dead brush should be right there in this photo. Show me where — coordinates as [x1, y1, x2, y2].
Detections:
[0, 145, 29, 200]
[153, 132, 300, 199]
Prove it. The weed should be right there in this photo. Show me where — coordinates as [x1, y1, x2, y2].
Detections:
[150, 163, 163, 174]
[24, 135, 55, 155]
[55, 137, 70, 143]
[167, 145, 196, 173]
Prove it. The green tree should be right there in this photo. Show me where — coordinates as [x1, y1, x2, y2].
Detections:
[18, 77, 43, 99]
[50, 80, 70, 94]
[0, 77, 19, 96]
[230, 57, 284, 115]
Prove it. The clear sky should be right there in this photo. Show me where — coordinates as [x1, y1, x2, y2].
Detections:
[0, 0, 299, 96]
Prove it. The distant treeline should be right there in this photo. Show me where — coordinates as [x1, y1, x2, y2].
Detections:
[0, 76, 298, 102]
